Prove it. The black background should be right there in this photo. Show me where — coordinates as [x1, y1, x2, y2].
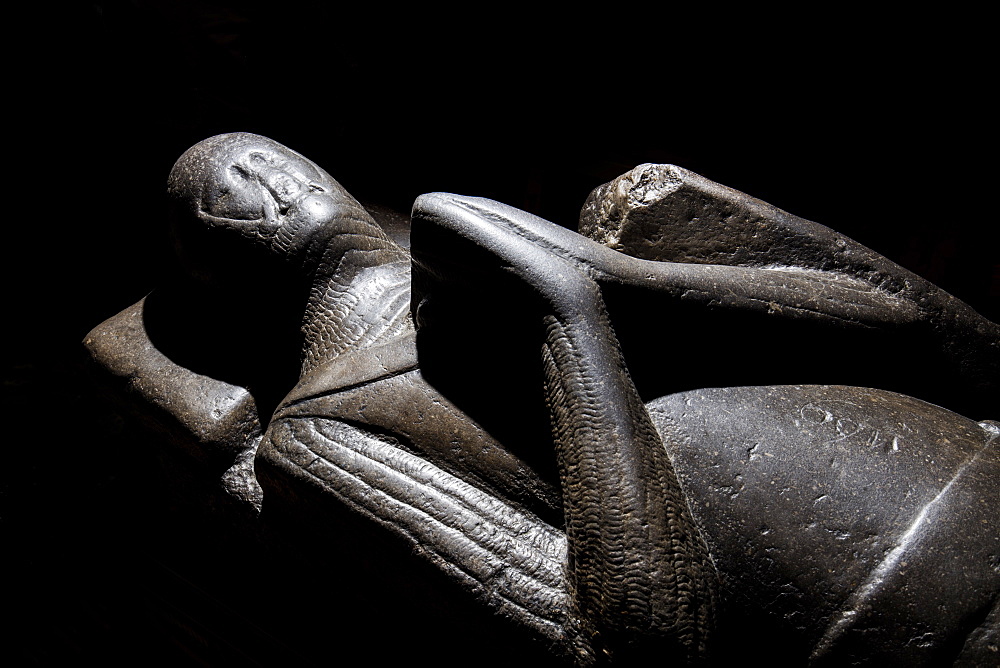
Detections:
[4, 2, 996, 665]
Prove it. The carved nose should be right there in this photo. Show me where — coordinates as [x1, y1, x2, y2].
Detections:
[247, 154, 306, 213]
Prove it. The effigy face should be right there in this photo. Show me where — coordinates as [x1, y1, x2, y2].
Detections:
[85, 133, 999, 666]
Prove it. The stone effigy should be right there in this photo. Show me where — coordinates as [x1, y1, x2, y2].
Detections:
[85, 133, 998, 665]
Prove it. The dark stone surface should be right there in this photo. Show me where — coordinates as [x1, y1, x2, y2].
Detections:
[6, 4, 996, 666]
[77, 130, 997, 665]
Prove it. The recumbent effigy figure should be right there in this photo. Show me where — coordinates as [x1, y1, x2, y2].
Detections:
[85, 133, 998, 665]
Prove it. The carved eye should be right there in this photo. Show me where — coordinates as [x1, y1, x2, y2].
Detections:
[228, 162, 254, 185]
[202, 165, 264, 221]
[247, 152, 271, 167]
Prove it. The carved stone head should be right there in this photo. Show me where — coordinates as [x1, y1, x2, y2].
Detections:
[166, 132, 356, 286]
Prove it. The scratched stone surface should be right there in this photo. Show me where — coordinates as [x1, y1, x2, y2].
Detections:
[649, 386, 999, 664]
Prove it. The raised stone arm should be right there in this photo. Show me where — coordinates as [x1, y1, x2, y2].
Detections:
[412, 193, 719, 663]
[579, 163, 999, 416]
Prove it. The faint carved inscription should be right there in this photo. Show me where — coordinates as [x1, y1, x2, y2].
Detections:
[795, 401, 911, 452]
